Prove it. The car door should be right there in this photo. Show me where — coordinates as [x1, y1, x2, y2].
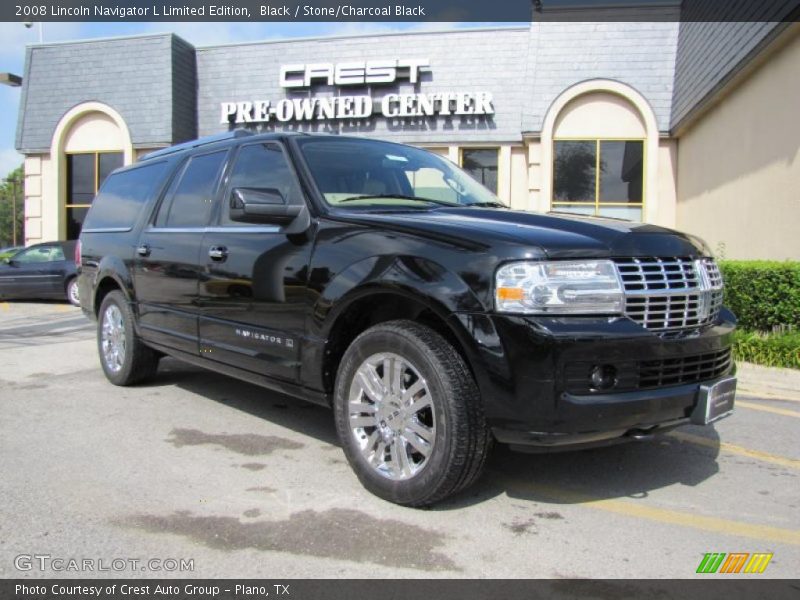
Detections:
[196, 141, 313, 383]
[133, 149, 230, 355]
[0, 245, 62, 299]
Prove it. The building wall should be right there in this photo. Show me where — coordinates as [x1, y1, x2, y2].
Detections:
[671, 2, 798, 129]
[171, 35, 198, 144]
[16, 34, 190, 154]
[20, 23, 796, 253]
[23, 156, 43, 242]
[522, 21, 679, 134]
[16, 34, 198, 244]
[23, 104, 135, 244]
[197, 28, 530, 144]
[18, 25, 688, 244]
[676, 30, 800, 260]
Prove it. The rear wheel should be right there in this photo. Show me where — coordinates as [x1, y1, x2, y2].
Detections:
[97, 290, 159, 385]
[334, 320, 491, 507]
[66, 278, 80, 307]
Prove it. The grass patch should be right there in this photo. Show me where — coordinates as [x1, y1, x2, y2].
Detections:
[732, 330, 800, 370]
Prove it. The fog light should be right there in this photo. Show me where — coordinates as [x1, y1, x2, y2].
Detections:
[590, 365, 618, 391]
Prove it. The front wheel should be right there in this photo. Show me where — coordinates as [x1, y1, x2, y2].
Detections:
[97, 290, 159, 385]
[334, 320, 491, 507]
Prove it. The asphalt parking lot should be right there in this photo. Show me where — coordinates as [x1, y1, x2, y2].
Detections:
[0, 301, 798, 579]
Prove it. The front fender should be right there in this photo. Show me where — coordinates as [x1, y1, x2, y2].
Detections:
[313, 254, 485, 336]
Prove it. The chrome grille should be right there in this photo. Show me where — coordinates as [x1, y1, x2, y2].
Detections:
[615, 256, 699, 292]
[702, 258, 723, 288]
[614, 257, 724, 334]
[624, 293, 707, 330]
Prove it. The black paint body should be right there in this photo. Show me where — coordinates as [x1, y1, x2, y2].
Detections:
[78, 133, 735, 449]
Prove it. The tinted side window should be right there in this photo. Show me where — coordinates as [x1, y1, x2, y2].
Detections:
[83, 161, 169, 231]
[157, 150, 228, 228]
[222, 143, 301, 226]
[14, 246, 61, 263]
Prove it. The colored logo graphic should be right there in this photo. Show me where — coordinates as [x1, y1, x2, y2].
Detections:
[696, 552, 773, 574]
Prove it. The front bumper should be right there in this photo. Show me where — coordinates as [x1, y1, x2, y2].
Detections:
[450, 309, 737, 450]
[492, 378, 733, 452]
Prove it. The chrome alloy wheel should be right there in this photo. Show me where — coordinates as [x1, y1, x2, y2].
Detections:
[348, 352, 436, 481]
[101, 304, 126, 373]
[67, 279, 80, 306]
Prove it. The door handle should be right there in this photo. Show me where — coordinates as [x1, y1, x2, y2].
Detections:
[208, 246, 228, 261]
[136, 244, 151, 257]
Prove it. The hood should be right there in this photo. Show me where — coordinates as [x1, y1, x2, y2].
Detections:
[336, 207, 710, 258]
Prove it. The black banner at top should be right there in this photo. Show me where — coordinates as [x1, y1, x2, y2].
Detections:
[3, 0, 800, 22]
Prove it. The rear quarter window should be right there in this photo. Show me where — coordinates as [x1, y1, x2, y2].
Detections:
[82, 161, 169, 231]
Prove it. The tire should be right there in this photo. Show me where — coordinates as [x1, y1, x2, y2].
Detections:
[334, 319, 491, 507]
[97, 290, 159, 386]
[66, 277, 80, 307]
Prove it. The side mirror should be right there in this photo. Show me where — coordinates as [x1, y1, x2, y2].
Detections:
[4, 258, 16, 266]
[230, 187, 302, 225]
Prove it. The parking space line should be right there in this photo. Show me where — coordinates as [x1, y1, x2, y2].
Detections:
[504, 480, 800, 546]
[736, 400, 800, 418]
[668, 431, 800, 470]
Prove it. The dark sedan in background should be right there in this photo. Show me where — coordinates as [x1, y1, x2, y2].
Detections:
[0, 241, 79, 306]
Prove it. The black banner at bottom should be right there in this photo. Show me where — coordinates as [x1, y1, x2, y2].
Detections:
[3, 580, 799, 600]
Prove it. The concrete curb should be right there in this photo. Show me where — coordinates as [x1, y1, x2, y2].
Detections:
[736, 361, 800, 399]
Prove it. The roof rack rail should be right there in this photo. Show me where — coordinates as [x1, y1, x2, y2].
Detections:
[140, 129, 253, 161]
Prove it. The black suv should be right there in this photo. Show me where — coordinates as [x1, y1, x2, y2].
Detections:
[78, 131, 736, 506]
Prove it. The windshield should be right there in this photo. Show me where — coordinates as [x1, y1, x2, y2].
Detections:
[295, 138, 505, 209]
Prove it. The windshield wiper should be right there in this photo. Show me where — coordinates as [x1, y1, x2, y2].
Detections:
[465, 201, 508, 208]
[337, 194, 460, 207]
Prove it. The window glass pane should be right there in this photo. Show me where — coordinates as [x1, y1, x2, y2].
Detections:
[67, 154, 96, 205]
[297, 138, 500, 207]
[67, 207, 89, 240]
[155, 164, 185, 227]
[223, 144, 300, 225]
[423, 147, 449, 158]
[98, 152, 124, 188]
[158, 151, 227, 228]
[599, 141, 643, 203]
[405, 167, 459, 203]
[84, 162, 169, 231]
[554, 141, 596, 202]
[551, 204, 596, 217]
[14, 246, 56, 263]
[461, 149, 498, 194]
[597, 205, 643, 221]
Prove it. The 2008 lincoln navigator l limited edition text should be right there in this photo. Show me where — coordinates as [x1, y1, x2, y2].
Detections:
[77, 131, 737, 506]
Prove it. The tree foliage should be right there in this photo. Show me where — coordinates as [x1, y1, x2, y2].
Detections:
[0, 165, 24, 247]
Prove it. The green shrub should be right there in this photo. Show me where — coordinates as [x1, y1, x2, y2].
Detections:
[719, 261, 800, 332]
[732, 330, 800, 370]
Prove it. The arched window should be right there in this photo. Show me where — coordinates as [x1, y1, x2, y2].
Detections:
[552, 92, 646, 220]
[62, 113, 124, 239]
[540, 81, 660, 223]
[51, 102, 133, 240]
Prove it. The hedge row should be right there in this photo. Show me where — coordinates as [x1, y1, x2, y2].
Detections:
[732, 330, 800, 370]
[718, 261, 800, 332]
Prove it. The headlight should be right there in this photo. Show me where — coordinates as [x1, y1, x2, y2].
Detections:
[495, 260, 624, 314]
